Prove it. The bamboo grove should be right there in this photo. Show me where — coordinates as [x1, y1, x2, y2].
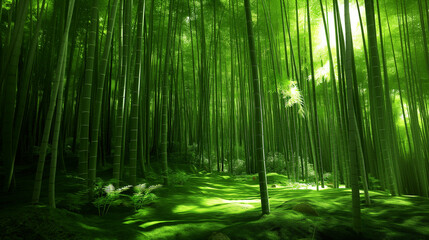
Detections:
[1, 0, 429, 232]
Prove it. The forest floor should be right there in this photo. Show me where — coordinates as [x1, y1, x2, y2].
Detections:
[1, 170, 429, 240]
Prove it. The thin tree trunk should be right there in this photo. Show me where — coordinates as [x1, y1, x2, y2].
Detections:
[345, 0, 362, 233]
[32, 0, 76, 203]
[78, 0, 99, 181]
[160, 0, 175, 186]
[244, 0, 270, 215]
[88, 0, 120, 195]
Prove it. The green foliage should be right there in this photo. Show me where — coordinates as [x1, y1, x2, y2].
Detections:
[169, 171, 190, 185]
[61, 189, 88, 213]
[130, 184, 162, 210]
[189, 165, 199, 174]
[92, 184, 131, 216]
[143, 171, 160, 183]
[1, 0, 13, 12]
[56, 175, 88, 213]
[304, 162, 318, 184]
[279, 81, 305, 117]
[364, 173, 382, 191]
[266, 173, 289, 185]
[231, 159, 246, 175]
[92, 181, 162, 213]
[266, 152, 287, 174]
[323, 172, 333, 183]
[130, 193, 157, 210]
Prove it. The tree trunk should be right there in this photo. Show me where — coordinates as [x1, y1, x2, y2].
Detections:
[244, 0, 270, 215]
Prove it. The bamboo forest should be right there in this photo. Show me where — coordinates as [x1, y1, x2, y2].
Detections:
[1, 0, 429, 239]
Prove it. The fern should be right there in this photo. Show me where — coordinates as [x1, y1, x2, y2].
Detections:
[92, 184, 131, 216]
[130, 184, 162, 210]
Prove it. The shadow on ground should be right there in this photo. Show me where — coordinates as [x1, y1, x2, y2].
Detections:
[1, 172, 429, 240]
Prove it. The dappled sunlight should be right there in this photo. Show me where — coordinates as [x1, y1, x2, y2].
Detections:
[222, 199, 259, 204]
[77, 222, 101, 231]
[2, 0, 429, 239]
[134, 222, 226, 240]
[140, 220, 173, 229]
[400, 216, 429, 235]
[172, 198, 258, 215]
[172, 204, 200, 214]
[3, 171, 429, 239]
[116, 173, 429, 239]
[380, 198, 413, 206]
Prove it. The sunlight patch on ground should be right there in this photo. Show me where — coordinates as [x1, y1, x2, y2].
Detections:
[289, 184, 333, 190]
[199, 186, 217, 190]
[313, 201, 335, 209]
[198, 182, 225, 188]
[222, 199, 259, 204]
[400, 216, 429, 235]
[402, 195, 420, 198]
[380, 198, 413, 206]
[299, 185, 320, 190]
[140, 220, 171, 228]
[367, 209, 389, 216]
[173, 205, 199, 214]
[133, 208, 153, 217]
[172, 197, 259, 215]
[78, 222, 101, 231]
[222, 199, 258, 209]
[123, 219, 140, 225]
[137, 222, 225, 240]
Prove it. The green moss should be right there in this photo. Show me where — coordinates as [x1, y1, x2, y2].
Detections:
[207, 232, 230, 240]
[2, 173, 429, 240]
[292, 203, 319, 216]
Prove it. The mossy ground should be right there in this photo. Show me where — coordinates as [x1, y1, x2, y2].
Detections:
[1, 172, 429, 240]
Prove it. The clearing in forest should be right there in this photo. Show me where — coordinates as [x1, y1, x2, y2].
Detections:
[1, 173, 429, 240]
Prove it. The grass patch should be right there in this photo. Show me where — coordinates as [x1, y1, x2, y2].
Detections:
[1, 172, 429, 239]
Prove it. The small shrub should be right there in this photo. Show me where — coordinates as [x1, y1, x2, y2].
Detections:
[266, 152, 287, 173]
[170, 171, 190, 185]
[130, 184, 162, 210]
[303, 162, 317, 183]
[92, 184, 131, 216]
[231, 159, 246, 175]
[189, 165, 198, 174]
[365, 173, 382, 190]
[323, 172, 333, 184]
